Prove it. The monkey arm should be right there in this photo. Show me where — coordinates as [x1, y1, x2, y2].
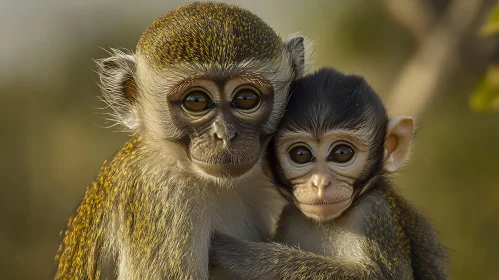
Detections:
[210, 232, 379, 280]
[210, 190, 419, 280]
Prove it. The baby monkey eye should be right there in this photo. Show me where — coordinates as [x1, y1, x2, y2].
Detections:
[183, 90, 213, 112]
[232, 87, 260, 110]
[329, 144, 355, 163]
[289, 146, 314, 164]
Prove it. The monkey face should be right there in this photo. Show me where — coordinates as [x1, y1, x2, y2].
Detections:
[93, 1, 307, 182]
[160, 76, 277, 178]
[275, 129, 371, 222]
[120, 50, 297, 182]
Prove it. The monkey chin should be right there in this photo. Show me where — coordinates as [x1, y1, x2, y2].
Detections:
[296, 198, 353, 223]
[193, 158, 260, 179]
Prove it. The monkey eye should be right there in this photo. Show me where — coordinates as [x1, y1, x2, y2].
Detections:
[182, 90, 213, 112]
[289, 146, 314, 164]
[329, 144, 355, 163]
[232, 87, 260, 110]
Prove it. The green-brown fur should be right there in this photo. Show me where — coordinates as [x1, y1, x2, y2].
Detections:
[55, 136, 212, 279]
[137, 2, 283, 68]
[55, 137, 142, 279]
[379, 185, 449, 279]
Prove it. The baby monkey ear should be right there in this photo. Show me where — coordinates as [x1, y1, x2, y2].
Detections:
[383, 116, 414, 173]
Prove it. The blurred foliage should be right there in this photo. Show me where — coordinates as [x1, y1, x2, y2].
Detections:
[470, 65, 499, 111]
[471, 2, 499, 112]
[480, 2, 499, 36]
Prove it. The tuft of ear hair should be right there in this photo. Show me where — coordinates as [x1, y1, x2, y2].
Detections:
[285, 34, 315, 79]
[95, 49, 138, 131]
[383, 116, 415, 173]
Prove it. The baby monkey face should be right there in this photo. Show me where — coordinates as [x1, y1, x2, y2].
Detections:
[276, 129, 370, 222]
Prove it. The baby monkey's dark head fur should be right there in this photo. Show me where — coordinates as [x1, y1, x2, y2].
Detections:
[269, 68, 389, 202]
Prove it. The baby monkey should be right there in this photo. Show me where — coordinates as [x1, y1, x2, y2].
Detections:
[210, 68, 449, 279]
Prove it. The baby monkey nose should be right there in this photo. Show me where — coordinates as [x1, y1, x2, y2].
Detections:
[311, 173, 331, 190]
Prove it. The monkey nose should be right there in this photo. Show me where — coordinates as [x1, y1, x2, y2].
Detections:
[225, 130, 236, 141]
[213, 131, 237, 147]
[214, 131, 224, 141]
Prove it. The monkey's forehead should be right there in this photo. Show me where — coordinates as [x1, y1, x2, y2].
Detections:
[136, 2, 283, 69]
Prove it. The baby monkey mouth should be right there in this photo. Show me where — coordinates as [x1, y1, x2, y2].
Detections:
[294, 185, 354, 220]
[294, 184, 354, 206]
[297, 197, 353, 221]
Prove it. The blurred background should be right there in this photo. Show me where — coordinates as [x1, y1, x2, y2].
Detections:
[1, 0, 498, 279]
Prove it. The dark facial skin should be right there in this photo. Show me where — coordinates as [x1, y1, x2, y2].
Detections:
[166, 76, 275, 178]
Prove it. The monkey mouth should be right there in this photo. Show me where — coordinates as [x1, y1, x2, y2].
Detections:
[191, 153, 259, 165]
[300, 197, 351, 205]
[192, 157, 260, 178]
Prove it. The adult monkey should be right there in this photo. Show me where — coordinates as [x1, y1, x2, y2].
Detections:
[54, 3, 307, 279]
[211, 68, 449, 279]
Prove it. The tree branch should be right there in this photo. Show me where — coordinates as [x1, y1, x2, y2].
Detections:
[384, 0, 487, 117]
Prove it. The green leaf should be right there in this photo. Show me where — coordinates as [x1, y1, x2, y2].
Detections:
[470, 66, 499, 112]
[481, 3, 499, 36]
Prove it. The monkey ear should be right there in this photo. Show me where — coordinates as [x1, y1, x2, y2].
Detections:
[383, 116, 414, 173]
[285, 35, 306, 78]
[95, 49, 139, 130]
